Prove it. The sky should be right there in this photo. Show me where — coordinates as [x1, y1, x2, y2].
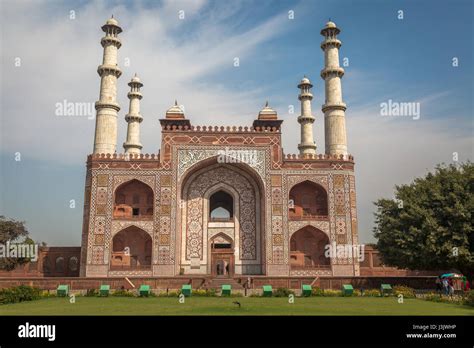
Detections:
[0, 0, 472, 246]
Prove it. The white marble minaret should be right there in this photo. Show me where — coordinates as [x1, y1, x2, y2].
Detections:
[320, 21, 348, 156]
[93, 16, 122, 154]
[123, 75, 143, 154]
[297, 76, 317, 155]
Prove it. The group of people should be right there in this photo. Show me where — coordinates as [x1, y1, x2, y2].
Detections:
[435, 275, 471, 296]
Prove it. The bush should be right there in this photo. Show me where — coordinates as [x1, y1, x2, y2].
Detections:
[157, 290, 178, 297]
[111, 289, 135, 297]
[322, 289, 342, 297]
[274, 288, 295, 297]
[0, 286, 42, 305]
[85, 289, 98, 297]
[161, 290, 180, 297]
[311, 287, 324, 296]
[41, 290, 55, 298]
[393, 285, 415, 298]
[424, 292, 464, 305]
[463, 290, 474, 307]
[192, 289, 216, 297]
[363, 289, 381, 297]
[424, 292, 443, 302]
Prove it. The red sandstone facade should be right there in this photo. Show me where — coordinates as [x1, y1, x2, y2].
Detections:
[80, 109, 361, 278]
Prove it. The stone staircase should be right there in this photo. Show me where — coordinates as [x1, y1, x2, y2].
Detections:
[207, 277, 245, 290]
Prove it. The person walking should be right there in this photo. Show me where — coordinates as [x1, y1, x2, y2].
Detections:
[464, 279, 471, 292]
[435, 276, 442, 295]
[448, 277, 455, 297]
[442, 277, 449, 296]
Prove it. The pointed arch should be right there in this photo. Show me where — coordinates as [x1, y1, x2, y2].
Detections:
[289, 180, 328, 219]
[110, 225, 152, 269]
[113, 179, 154, 218]
[178, 159, 266, 276]
[289, 225, 330, 269]
[209, 190, 234, 221]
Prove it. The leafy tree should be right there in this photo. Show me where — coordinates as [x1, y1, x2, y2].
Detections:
[0, 216, 32, 270]
[373, 162, 474, 280]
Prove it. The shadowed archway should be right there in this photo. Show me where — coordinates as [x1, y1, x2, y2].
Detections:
[289, 180, 328, 219]
[110, 226, 152, 269]
[290, 226, 330, 269]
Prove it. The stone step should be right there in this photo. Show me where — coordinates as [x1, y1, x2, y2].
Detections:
[208, 278, 244, 290]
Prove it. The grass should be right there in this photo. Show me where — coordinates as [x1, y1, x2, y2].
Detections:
[0, 297, 473, 316]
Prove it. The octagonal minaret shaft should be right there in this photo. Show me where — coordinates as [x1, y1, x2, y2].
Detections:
[320, 21, 347, 156]
[123, 75, 143, 154]
[93, 16, 122, 154]
[297, 76, 317, 155]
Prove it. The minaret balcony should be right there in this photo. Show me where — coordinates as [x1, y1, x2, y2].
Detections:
[125, 114, 143, 122]
[123, 142, 143, 150]
[95, 101, 121, 112]
[127, 91, 143, 99]
[322, 102, 347, 113]
[320, 38, 341, 50]
[320, 67, 344, 79]
[100, 36, 122, 48]
[298, 92, 313, 100]
[297, 143, 317, 152]
[297, 115, 315, 123]
[97, 64, 122, 78]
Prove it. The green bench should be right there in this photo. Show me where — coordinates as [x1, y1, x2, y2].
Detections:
[139, 285, 151, 297]
[342, 284, 354, 296]
[381, 284, 392, 296]
[57, 285, 69, 297]
[99, 285, 110, 297]
[221, 284, 231, 296]
[301, 284, 312, 297]
[181, 284, 192, 297]
[262, 285, 273, 297]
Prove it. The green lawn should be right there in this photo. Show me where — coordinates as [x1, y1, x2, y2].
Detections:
[0, 297, 472, 315]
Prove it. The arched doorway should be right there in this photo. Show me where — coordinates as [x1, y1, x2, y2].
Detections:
[113, 179, 154, 219]
[290, 226, 330, 270]
[110, 226, 152, 270]
[179, 161, 265, 275]
[210, 234, 234, 277]
[209, 190, 233, 221]
[289, 181, 328, 219]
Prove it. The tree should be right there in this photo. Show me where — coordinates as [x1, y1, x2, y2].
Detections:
[0, 216, 32, 271]
[373, 162, 474, 280]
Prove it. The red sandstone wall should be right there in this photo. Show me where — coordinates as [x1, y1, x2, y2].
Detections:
[0, 247, 81, 278]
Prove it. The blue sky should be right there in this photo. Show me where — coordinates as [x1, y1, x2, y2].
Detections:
[0, 0, 472, 246]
